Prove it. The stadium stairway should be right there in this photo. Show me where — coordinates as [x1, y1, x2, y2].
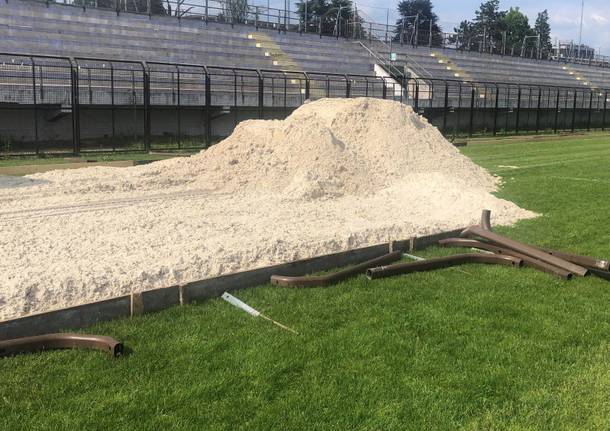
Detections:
[248, 32, 300, 71]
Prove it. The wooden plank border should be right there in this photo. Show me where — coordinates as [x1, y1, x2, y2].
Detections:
[0, 228, 463, 340]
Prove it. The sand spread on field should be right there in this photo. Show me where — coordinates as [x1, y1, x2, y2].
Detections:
[0, 98, 536, 321]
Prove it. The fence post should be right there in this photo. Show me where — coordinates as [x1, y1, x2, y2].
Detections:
[442, 81, 449, 134]
[204, 67, 211, 146]
[382, 79, 387, 99]
[587, 91, 593, 131]
[535, 87, 542, 133]
[30, 57, 39, 153]
[603, 91, 608, 131]
[304, 73, 310, 100]
[69, 59, 80, 156]
[414, 80, 419, 111]
[110, 62, 115, 140]
[468, 85, 475, 137]
[493, 85, 499, 136]
[345, 75, 351, 98]
[257, 70, 264, 119]
[141, 63, 151, 152]
[571, 90, 577, 132]
[515, 86, 522, 135]
[176, 66, 181, 149]
[553, 89, 560, 133]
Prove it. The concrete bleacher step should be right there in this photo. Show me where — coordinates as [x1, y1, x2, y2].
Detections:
[0, 1, 376, 75]
[4, 0, 610, 87]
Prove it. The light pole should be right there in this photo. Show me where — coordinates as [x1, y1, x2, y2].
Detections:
[578, 0, 584, 59]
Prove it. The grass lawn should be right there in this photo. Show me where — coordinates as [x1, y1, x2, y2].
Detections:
[1, 135, 610, 430]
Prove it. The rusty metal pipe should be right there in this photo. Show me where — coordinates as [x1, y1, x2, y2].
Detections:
[538, 248, 610, 272]
[365, 253, 522, 280]
[479, 210, 608, 271]
[0, 333, 123, 358]
[438, 238, 574, 280]
[271, 251, 403, 287]
[461, 226, 589, 277]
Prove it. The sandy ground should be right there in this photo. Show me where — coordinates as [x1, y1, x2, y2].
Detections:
[0, 98, 536, 321]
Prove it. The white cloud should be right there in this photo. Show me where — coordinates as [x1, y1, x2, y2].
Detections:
[590, 13, 608, 25]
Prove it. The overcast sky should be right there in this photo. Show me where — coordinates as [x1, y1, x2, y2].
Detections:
[272, 0, 609, 54]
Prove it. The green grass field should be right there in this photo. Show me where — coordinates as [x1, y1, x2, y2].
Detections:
[1, 135, 610, 430]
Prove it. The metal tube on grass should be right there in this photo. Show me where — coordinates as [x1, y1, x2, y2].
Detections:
[222, 292, 299, 335]
[405, 253, 472, 276]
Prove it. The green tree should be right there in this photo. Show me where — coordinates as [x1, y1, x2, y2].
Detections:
[473, 0, 506, 51]
[296, 0, 355, 36]
[395, 0, 443, 46]
[224, 0, 249, 23]
[452, 19, 476, 50]
[296, 0, 329, 32]
[503, 7, 533, 52]
[535, 9, 553, 55]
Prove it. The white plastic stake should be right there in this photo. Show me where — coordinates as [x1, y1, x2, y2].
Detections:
[222, 292, 260, 317]
[222, 292, 299, 335]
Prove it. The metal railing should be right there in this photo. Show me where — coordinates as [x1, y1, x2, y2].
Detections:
[1, 52, 609, 156]
[9, 0, 610, 69]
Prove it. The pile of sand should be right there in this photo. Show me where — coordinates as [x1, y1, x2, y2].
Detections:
[0, 98, 535, 321]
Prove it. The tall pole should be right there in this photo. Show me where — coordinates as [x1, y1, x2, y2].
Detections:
[578, 0, 584, 59]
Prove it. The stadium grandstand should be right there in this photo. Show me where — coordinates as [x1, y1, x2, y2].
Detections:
[1, 0, 610, 154]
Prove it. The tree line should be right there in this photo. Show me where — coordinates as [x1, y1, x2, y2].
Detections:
[294, 0, 553, 56]
[452, 0, 552, 55]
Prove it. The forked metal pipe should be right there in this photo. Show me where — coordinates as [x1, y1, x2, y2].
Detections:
[438, 238, 573, 280]
[479, 209, 608, 271]
[461, 226, 589, 277]
[365, 253, 522, 280]
[0, 333, 123, 358]
[480, 209, 493, 231]
[271, 251, 403, 287]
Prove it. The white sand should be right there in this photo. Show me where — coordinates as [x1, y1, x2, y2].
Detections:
[0, 98, 536, 321]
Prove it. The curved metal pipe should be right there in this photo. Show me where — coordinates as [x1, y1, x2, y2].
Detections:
[480, 209, 493, 231]
[271, 251, 403, 287]
[438, 238, 573, 280]
[461, 225, 589, 277]
[0, 334, 123, 358]
[365, 253, 522, 280]
[478, 210, 608, 271]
